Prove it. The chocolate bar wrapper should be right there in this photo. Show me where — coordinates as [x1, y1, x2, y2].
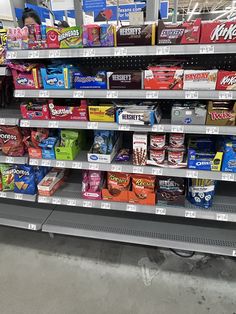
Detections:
[200, 21, 236, 44]
[216, 71, 236, 90]
[108, 71, 142, 89]
[116, 24, 156, 46]
[183, 70, 218, 90]
[206, 101, 236, 126]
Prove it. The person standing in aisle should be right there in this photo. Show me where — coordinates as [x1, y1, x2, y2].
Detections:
[22, 8, 41, 26]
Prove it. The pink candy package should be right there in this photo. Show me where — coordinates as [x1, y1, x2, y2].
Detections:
[9, 63, 42, 90]
[82, 170, 104, 200]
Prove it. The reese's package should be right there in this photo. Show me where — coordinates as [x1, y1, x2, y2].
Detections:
[14, 165, 37, 195]
[0, 164, 14, 191]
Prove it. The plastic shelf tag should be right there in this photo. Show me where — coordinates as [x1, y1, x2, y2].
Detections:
[111, 165, 122, 172]
[206, 126, 219, 135]
[5, 156, 14, 163]
[185, 210, 196, 218]
[15, 90, 25, 98]
[83, 200, 93, 208]
[199, 45, 214, 54]
[156, 46, 170, 55]
[48, 121, 59, 128]
[52, 198, 62, 205]
[56, 161, 66, 168]
[39, 90, 50, 98]
[0, 192, 6, 198]
[73, 91, 85, 98]
[146, 91, 159, 99]
[20, 120, 30, 127]
[14, 193, 23, 200]
[87, 122, 98, 129]
[67, 199, 77, 206]
[0, 118, 5, 125]
[30, 159, 39, 166]
[216, 213, 228, 222]
[49, 50, 61, 58]
[185, 91, 198, 99]
[28, 50, 39, 59]
[114, 47, 128, 56]
[171, 125, 184, 133]
[72, 162, 82, 169]
[186, 170, 199, 179]
[89, 163, 99, 170]
[83, 49, 95, 57]
[222, 173, 235, 182]
[6, 51, 17, 59]
[133, 166, 144, 174]
[219, 91, 233, 100]
[107, 91, 118, 98]
[118, 125, 130, 131]
[39, 196, 49, 203]
[28, 224, 37, 231]
[42, 160, 52, 167]
[127, 204, 137, 212]
[152, 168, 163, 176]
[101, 202, 111, 209]
[152, 125, 164, 132]
[156, 208, 166, 215]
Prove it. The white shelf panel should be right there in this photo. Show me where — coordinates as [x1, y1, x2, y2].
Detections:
[0, 191, 36, 202]
[0, 153, 28, 165]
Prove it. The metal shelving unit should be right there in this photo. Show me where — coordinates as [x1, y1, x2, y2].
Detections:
[0, 110, 20, 126]
[0, 153, 28, 165]
[0, 191, 36, 202]
[14, 89, 236, 101]
[6, 43, 236, 60]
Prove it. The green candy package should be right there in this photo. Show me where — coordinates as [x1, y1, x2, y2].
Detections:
[0, 164, 14, 191]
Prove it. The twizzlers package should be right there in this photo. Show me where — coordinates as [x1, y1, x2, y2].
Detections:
[201, 21, 236, 44]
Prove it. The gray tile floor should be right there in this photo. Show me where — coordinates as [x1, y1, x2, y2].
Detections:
[0, 226, 235, 314]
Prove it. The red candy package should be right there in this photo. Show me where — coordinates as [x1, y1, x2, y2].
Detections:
[0, 126, 25, 156]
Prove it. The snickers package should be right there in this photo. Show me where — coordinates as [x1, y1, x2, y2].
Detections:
[183, 70, 218, 90]
[157, 19, 201, 45]
[108, 71, 142, 89]
[116, 24, 156, 46]
[206, 101, 236, 126]
[201, 21, 236, 44]
[216, 71, 236, 90]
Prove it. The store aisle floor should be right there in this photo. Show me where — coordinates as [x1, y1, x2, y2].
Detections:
[0, 227, 235, 314]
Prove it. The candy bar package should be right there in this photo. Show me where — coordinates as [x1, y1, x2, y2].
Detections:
[83, 24, 114, 47]
[221, 138, 236, 173]
[39, 137, 58, 159]
[49, 100, 88, 121]
[183, 70, 218, 90]
[20, 101, 50, 120]
[144, 66, 184, 90]
[102, 172, 130, 202]
[129, 174, 156, 205]
[157, 19, 201, 45]
[157, 177, 186, 206]
[216, 71, 236, 90]
[27, 24, 47, 49]
[55, 130, 81, 160]
[7, 27, 29, 50]
[0, 164, 14, 191]
[201, 21, 236, 44]
[116, 104, 161, 126]
[171, 102, 207, 125]
[59, 26, 83, 48]
[38, 168, 67, 196]
[88, 104, 115, 122]
[74, 71, 107, 89]
[82, 170, 104, 200]
[115, 148, 131, 162]
[133, 133, 147, 166]
[206, 101, 236, 126]
[46, 27, 60, 48]
[116, 24, 156, 46]
[107, 71, 142, 90]
[14, 165, 37, 195]
[11, 64, 42, 90]
[0, 126, 25, 157]
[188, 179, 216, 209]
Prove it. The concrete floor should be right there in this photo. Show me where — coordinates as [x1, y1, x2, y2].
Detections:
[0, 227, 235, 314]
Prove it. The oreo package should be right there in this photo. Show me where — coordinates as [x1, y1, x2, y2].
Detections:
[187, 179, 216, 209]
[14, 165, 37, 195]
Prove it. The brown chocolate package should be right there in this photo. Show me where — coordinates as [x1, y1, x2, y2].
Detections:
[157, 177, 186, 206]
[206, 101, 236, 126]
[116, 24, 156, 46]
[108, 71, 142, 90]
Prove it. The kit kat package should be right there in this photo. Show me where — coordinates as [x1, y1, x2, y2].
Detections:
[108, 71, 142, 89]
[201, 21, 236, 44]
[216, 71, 236, 90]
[157, 19, 201, 45]
[116, 24, 156, 46]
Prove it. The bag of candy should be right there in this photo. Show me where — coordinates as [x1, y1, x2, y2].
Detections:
[14, 165, 37, 195]
[0, 164, 14, 191]
[0, 126, 25, 156]
[187, 179, 216, 209]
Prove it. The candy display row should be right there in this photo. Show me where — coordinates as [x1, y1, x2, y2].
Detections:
[11, 63, 236, 92]
[6, 20, 236, 51]
[20, 99, 236, 127]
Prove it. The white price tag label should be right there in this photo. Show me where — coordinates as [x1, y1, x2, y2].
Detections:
[15, 90, 25, 98]
[39, 196, 49, 203]
[199, 45, 215, 54]
[114, 47, 128, 56]
[0, 118, 6, 125]
[216, 213, 228, 222]
[118, 125, 131, 131]
[133, 166, 144, 174]
[56, 161, 66, 168]
[101, 202, 111, 210]
[127, 204, 137, 212]
[20, 120, 30, 127]
[83, 200, 93, 208]
[156, 46, 170, 55]
[107, 91, 118, 99]
[30, 159, 39, 166]
[152, 125, 165, 132]
[152, 168, 163, 176]
[49, 50, 61, 58]
[206, 126, 219, 135]
[222, 173, 235, 182]
[14, 193, 23, 200]
[73, 90, 85, 98]
[0, 192, 6, 198]
[171, 125, 184, 133]
[28, 50, 39, 59]
[89, 163, 99, 170]
[185, 210, 196, 219]
[146, 91, 159, 99]
[186, 170, 199, 179]
[52, 197, 62, 205]
[67, 199, 77, 206]
[6, 51, 17, 59]
[233, 250, 236, 257]
[72, 162, 82, 169]
[41, 160, 51, 167]
[83, 49, 95, 57]
[39, 90, 50, 98]
[5, 156, 14, 163]
[48, 121, 59, 128]
[111, 165, 122, 172]
[156, 208, 166, 215]
[219, 91, 233, 100]
[28, 224, 37, 231]
[87, 122, 98, 129]
[185, 91, 199, 99]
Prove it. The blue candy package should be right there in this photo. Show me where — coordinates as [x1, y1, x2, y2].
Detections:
[34, 166, 46, 185]
[187, 179, 216, 209]
[14, 165, 37, 195]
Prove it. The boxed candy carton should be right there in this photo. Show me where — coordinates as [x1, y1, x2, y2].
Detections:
[201, 21, 236, 44]
[183, 70, 218, 90]
[38, 168, 67, 196]
[83, 24, 114, 47]
[48, 100, 88, 121]
[88, 104, 115, 122]
[171, 102, 207, 125]
[107, 71, 142, 90]
[74, 71, 107, 89]
[46, 27, 60, 48]
[59, 26, 83, 48]
[216, 71, 236, 90]
[82, 170, 104, 200]
[55, 130, 82, 161]
[133, 133, 147, 166]
[116, 24, 156, 46]
[39, 137, 58, 159]
[7, 27, 28, 50]
[20, 101, 50, 120]
[206, 101, 236, 126]
[27, 24, 47, 49]
[12, 65, 42, 90]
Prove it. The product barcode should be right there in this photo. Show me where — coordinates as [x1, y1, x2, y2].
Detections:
[5, 157, 14, 163]
[186, 170, 199, 179]
[206, 127, 219, 135]
[185, 210, 197, 218]
[216, 213, 228, 222]
[14, 193, 23, 200]
[83, 200, 92, 208]
[20, 120, 30, 127]
[48, 121, 59, 128]
[114, 47, 128, 56]
[156, 208, 166, 215]
[41, 160, 51, 167]
[72, 162, 82, 169]
[127, 204, 137, 212]
[111, 165, 122, 172]
[0, 118, 5, 125]
[83, 49, 95, 57]
[222, 173, 235, 182]
[28, 50, 39, 58]
[199, 45, 214, 54]
[219, 91, 233, 100]
[30, 159, 39, 166]
[101, 202, 111, 210]
[52, 198, 62, 205]
[185, 91, 198, 99]
[28, 224, 37, 231]
[87, 122, 98, 129]
[73, 91, 85, 98]
[133, 166, 144, 174]
[152, 168, 163, 176]
[56, 161, 65, 168]
[107, 91, 118, 98]
[171, 125, 184, 133]
[156, 46, 170, 55]
[146, 91, 159, 99]
[39, 90, 50, 98]
[67, 199, 77, 206]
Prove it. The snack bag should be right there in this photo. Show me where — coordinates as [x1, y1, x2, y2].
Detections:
[132, 174, 156, 199]
[187, 179, 216, 209]
[0, 164, 14, 191]
[107, 172, 130, 196]
[14, 165, 37, 195]
[0, 126, 25, 156]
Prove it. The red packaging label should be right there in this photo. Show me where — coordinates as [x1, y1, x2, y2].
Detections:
[20, 104, 50, 120]
[49, 102, 88, 121]
[216, 71, 236, 90]
[201, 21, 236, 43]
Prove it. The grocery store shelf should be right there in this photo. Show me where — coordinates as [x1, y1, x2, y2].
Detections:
[42, 207, 236, 257]
[0, 67, 9, 76]
[20, 118, 236, 136]
[0, 191, 36, 202]
[0, 153, 28, 165]
[0, 199, 54, 231]
[14, 89, 236, 100]
[0, 109, 20, 126]
[29, 152, 236, 182]
[6, 44, 236, 60]
[37, 182, 236, 222]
